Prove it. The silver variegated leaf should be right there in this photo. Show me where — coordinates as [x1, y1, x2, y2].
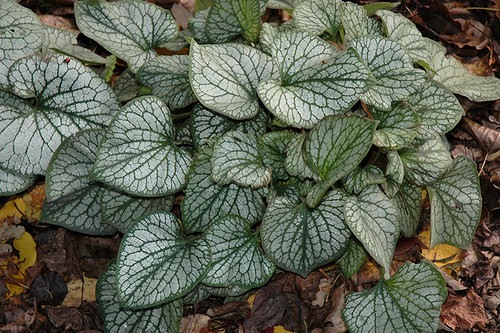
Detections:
[343, 261, 447, 333]
[41, 129, 116, 235]
[45, 129, 104, 201]
[261, 189, 351, 277]
[188, 9, 210, 44]
[284, 133, 321, 181]
[113, 69, 140, 103]
[190, 104, 267, 150]
[117, 212, 211, 308]
[137, 55, 197, 110]
[211, 131, 271, 188]
[181, 144, 264, 234]
[344, 185, 399, 279]
[257, 29, 374, 128]
[408, 80, 464, 139]
[0, 167, 36, 196]
[41, 25, 109, 65]
[266, 0, 300, 9]
[349, 36, 426, 111]
[422, 38, 500, 102]
[40, 186, 116, 235]
[393, 182, 422, 238]
[203, 215, 275, 288]
[340, 2, 382, 43]
[183, 283, 249, 305]
[97, 261, 182, 333]
[0, 54, 119, 176]
[371, 104, 420, 149]
[336, 238, 367, 279]
[293, 0, 342, 36]
[205, 0, 261, 42]
[91, 96, 192, 196]
[100, 189, 174, 233]
[258, 132, 294, 180]
[385, 150, 404, 185]
[75, 0, 178, 72]
[303, 115, 378, 204]
[399, 136, 452, 187]
[0, 1, 42, 88]
[189, 41, 277, 120]
[343, 165, 385, 195]
[376, 9, 433, 63]
[427, 156, 481, 248]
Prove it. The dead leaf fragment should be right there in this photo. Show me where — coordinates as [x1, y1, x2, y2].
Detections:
[440, 288, 490, 330]
[463, 118, 500, 159]
[179, 314, 210, 333]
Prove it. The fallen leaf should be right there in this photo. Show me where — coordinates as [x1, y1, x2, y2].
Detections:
[29, 271, 68, 307]
[322, 284, 348, 333]
[4, 232, 37, 298]
[0, 198, 25, 220]
[22, 184, 45, 221]
[179, 314, 210, 333]
[206, 301, 250, 321]
[440, 288, 490, 330]
[418, 227, 465, 277]
[463, 118, 500, 159]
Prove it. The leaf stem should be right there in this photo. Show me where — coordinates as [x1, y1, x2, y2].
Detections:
[360, 101, 374, 120]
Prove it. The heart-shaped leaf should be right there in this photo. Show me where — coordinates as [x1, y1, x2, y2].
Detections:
[422, 39, 500, 102]
[181, 144, 264, 234]
[257, 29, 374, 128]
[385, 150, 404, 186]
[41, 186, 116, 235]
[75, 0, 178, 72]
[137, 55, 197, 110]
[117, 212, 211, 308]
[0, 54, 119, 175]
[407, 80, 464, 139]
[211, 131, 272, 188]
[344, 185, 399, 279]
[303, 115, 378, 205]
[113, 69, 140, 103]
[343, 165, 385, 195]
[284, 133, 321, 181]
[0, 1, 42, 88]
[393, 182, 422, 238]
[205, 0, 261, 42]
[97, 261, 182, 333]
[376, 9, 434, 63]
[399, 136, 452, 187]
[336, 238, 367, 279]
[190, 104, 267, 150]
[41, 25, 110, 65]
[349, 36, 426, 111]
[100, 189, 174, 233]
[427, 156, 481, 248]
[203, 215, 275, 288]
[343, 261, 447, 333]
[46, 129, 104, 201]
[340, 2, 382, 43]
[189, 41, 277, 120]
[293, 0, 342, 37]
[41, 129, 116, 235]
[0, 167, 36, 196]
[189, 9, 211, 43]
[91, 96, 192, 197]
[261, 189, 351, 277]
[183, 283, 249, 305]
[258, 132, 294, 180]
[371, 104, 420, 149]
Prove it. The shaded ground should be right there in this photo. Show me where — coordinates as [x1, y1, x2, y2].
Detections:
[1, 0, 500, 332]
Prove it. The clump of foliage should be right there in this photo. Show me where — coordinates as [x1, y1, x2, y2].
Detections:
[1, 0, 499, 331]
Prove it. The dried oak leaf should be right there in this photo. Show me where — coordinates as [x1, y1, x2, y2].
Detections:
[440, 288, 490, 330]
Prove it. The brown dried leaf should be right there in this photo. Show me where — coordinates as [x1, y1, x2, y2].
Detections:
[440, 288, 490, 330]
[179, 314, 211, 333]
[463, 118, 500, 157]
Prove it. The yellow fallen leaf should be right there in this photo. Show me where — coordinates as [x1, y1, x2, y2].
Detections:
[22, 184, 45, 221]
[61, 274, 97, 307]
[0, 198, 26, 220]
[418, 227, 464, 277]
[274, 326, 294, 333]
[5, 232, 37, 298]
[247, 293, 256, 310]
